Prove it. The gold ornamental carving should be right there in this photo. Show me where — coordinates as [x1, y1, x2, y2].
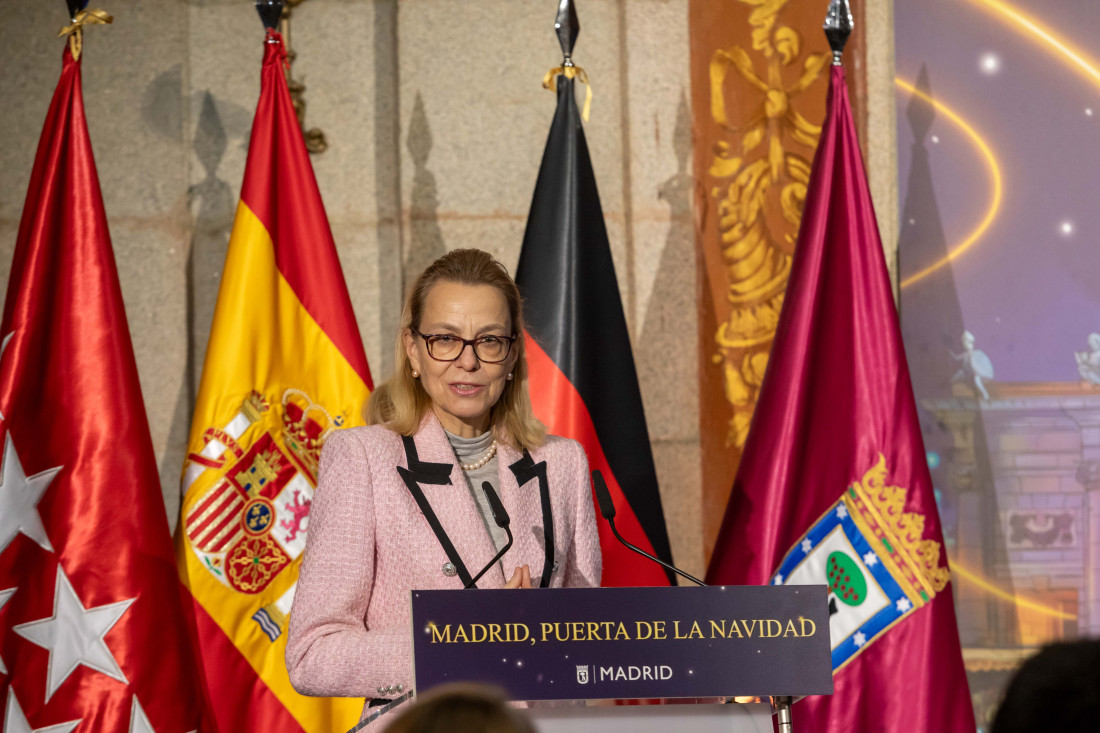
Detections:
[707, 0, 829, 448]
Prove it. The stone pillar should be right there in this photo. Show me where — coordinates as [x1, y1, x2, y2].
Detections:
[1068, 404, 1100, 634]
[935, 404, 986, 645]
[1088, 486, 1100, 635]
[394, 0, 700, 576]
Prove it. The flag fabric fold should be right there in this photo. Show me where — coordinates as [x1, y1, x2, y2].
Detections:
[0, 48, 203, 732]
[516, 76, 673, 587]
[706, 66, 975, 731]
[176, 32, 372, 733]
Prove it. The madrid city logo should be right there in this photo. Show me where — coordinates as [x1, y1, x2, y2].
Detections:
[574, 663, 674, 684]
[769, 455, 950, 671]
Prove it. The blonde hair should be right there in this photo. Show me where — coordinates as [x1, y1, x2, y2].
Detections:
[366, 248, 545, 451]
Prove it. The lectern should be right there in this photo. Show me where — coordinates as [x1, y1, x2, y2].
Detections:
[347, 585, 832, 731]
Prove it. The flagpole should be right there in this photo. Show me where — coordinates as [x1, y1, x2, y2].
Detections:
[554, 0, 579, 67]
[256, 0, 285, 34]
[824, 0, 854, 66]
[768, 4, 854, 732]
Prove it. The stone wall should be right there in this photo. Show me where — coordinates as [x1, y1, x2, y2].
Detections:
[0, 1, 702, 576]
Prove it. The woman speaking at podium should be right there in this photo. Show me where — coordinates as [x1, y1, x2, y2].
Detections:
[285, 248, 602, 719]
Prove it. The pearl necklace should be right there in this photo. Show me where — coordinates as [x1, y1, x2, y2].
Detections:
[460, 439, 497, 471]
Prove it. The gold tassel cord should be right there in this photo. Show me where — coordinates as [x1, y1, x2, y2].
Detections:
[543, 65, 593, 122]
[58, 9, 114, 61]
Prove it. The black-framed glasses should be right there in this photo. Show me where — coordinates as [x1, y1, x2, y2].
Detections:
[412, 329, 517, 363]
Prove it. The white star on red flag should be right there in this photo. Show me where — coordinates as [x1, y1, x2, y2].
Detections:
[129, 696, 154, 733]
[0, 433, 61, 554]
[0, 586, 15, 674]
[3, 689, 80, 733]
[12, 567, 135, 701]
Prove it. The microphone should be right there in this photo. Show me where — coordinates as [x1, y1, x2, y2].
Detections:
[464, 482, 516, 589]
[591, 469, 705, 587]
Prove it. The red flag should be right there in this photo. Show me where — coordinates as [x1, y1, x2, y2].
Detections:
[706, 66, 975, 731]
[516, 75, 673, 587]
[0, 48, 203, 732]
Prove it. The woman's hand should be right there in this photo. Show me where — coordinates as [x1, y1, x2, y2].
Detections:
[504, 564, 531, 589]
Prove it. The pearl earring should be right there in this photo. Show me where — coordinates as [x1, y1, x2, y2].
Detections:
[506, 373, 514, 381]
[411, 370, 420, 378]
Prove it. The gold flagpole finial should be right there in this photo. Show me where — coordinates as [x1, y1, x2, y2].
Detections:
[58, 2, 113, 61]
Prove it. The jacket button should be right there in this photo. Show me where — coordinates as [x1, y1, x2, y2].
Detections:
[442, 562, 457, 577]
[552, 560, 560, 573]
[377, 687, 385, 695]
[396, 683, 404, 692]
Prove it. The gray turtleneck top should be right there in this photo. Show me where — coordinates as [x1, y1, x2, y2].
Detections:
[445, 430, 509, 554]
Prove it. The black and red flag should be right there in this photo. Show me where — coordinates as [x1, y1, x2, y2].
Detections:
[515, 14, 673, 587]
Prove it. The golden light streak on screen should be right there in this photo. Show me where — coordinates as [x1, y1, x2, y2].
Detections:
[951, 560, 1077, 620]
[895, 78, 1003, 289]
[970, 0, 1100, 89]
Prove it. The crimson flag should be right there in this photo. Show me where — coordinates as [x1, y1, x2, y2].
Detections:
[0, 47, 203, 732]
[516, 76, 673, 587]
[706, 66, 975, 731]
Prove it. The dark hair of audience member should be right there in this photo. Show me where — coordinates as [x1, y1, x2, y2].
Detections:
[990, 638, 1100, 733]
[384, 684, 534, 733]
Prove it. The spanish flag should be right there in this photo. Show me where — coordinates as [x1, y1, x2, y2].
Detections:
[176, 31, 372, 733]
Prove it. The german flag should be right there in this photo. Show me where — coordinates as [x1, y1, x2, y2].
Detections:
[516, 74, 673, 587]
[175, 29, 372, 732]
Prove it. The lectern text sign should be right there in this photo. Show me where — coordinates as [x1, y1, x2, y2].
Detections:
[410, 585, 832, 701]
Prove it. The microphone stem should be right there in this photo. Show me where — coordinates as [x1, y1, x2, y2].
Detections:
[607, 518, 706, 587]
[464, 526, 515, 589]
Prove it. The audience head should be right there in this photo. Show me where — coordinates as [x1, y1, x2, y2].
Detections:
[990, 638, 1100, 733]
[384, 683, 534, 733]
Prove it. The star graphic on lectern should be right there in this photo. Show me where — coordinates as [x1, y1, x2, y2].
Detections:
[0, 433, 61, 554]
[3, 688, 80, 733]
[0, 587, 16, 673]
[12, 567, 135, 701]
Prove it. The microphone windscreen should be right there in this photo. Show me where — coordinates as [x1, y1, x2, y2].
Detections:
[591, 470, 617, 519]
[481, 481, 511, 528]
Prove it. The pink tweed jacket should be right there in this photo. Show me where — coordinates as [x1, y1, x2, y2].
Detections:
[285, 414, 602, 716]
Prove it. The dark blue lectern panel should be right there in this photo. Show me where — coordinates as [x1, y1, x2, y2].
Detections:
[411, 585, 832, 701]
